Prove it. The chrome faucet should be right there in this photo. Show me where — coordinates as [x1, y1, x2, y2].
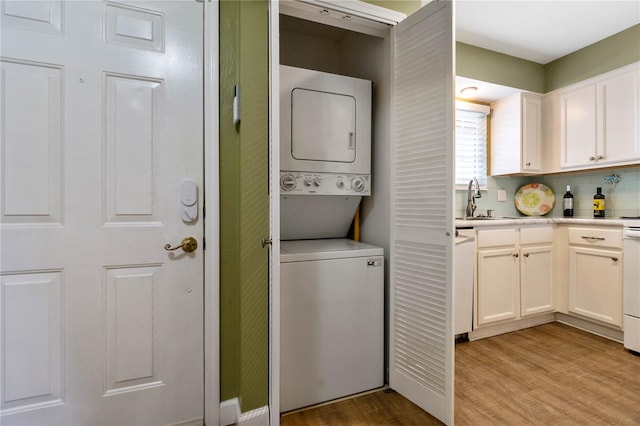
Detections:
[466, 178, 482, 218]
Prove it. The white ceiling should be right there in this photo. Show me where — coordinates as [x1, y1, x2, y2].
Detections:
[456, 0, 640, 65]
[454, 0, 639, 102]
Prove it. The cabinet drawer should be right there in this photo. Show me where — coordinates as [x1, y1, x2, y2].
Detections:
[520, 226, 554, 245]
[477, 228, 517, 248]
[568, 227, 622, 249]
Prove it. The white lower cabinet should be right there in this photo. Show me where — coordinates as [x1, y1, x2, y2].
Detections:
[476, 225, 554, 327]
[520, 245, 554, 316]
[477, 246, 519, 325]
[568, 227, 623, 327]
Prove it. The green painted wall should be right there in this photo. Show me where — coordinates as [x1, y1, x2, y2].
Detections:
[220, 0, 269, 412]
[219, 0, 240, 404]
[456, 42, 545, 93]
[545, 24, 640, 92]
[457, 25, 639, 94]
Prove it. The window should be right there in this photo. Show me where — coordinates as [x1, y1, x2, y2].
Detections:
[455, 101, 490, 189]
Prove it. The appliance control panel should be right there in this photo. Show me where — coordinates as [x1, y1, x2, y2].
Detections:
[280, 171, 371, 196]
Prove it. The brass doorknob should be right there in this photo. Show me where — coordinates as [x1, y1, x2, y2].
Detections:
[164, 237, 198, 253]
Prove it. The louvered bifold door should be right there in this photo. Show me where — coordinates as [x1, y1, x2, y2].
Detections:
[389, 1, 455, 424]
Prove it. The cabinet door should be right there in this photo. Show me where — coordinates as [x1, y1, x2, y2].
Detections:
[520, 245, 554, 316]
[597, 68, 640, 165]
[568, 246, 623, 327]
[560, 84, 596, 168]
[490, 93, 541, 175]
[490, 94, 521, 175]
[477, 247, 519, 325]
[521, 93, 542, 172]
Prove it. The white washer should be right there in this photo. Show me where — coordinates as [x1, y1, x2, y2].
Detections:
[280, 239, 384, 412]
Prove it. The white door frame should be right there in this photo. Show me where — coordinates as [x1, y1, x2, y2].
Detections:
[268, 1, 281, 424]
[204, 1, 220, 424]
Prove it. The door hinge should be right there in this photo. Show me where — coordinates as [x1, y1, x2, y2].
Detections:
[202, 237, 206, 251]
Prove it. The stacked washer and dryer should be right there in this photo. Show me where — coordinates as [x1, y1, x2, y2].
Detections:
[279, 65, 384, 412]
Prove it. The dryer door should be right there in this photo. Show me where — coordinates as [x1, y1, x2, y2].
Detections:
[291, 88, 356, 163]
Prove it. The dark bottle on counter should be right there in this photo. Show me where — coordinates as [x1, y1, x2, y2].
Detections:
[563, 185, 574, 217]
[593, 187, 605, 218]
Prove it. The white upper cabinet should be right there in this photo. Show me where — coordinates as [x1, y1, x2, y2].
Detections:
[559, 84, 597, 168]
[597, 67, 640, 164]
[560, 63, 640, 170]
[490, 92, 542, 175]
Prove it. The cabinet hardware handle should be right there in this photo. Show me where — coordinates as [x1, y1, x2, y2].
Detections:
[523, 253, 529, 257]
[581, 236, 605, 241]
[612, 257, 618, 262]
[512, 253, 519, 258]
[525, 162, 531, 166]
[261, 237, 272, 248]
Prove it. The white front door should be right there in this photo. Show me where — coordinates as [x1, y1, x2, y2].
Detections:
[1, 2, 204, 424]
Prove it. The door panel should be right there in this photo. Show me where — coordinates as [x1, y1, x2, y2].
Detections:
[390, 2, 454, 424]
[1, 60, 62, 224]
[0, 2, 204, 424]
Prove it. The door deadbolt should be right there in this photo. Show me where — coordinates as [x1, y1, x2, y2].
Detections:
[165, 237, 198, 253]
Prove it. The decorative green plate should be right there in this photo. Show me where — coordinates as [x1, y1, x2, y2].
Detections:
[514, 183, 555, 216]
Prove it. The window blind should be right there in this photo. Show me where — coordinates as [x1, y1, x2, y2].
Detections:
[455, 107, 488, 188]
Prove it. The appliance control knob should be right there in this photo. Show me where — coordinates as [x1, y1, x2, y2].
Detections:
[303, 176, 313, 187]
[280, 174, 296, 191]
[313, 177, 321, 187]
[351, 177, 365, 192]
[337, 181, 345, 189]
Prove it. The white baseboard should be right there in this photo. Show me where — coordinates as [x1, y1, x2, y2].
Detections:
[468, 313, 555, 341]
[220, 398, 241, 426]
[238, 406, 270, 426]
[468, 312, 624, 343]
[220, 399, 269, 426]
[555, 313, 623, 343]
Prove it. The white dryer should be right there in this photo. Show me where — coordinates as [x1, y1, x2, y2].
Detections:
[279, 65, 372, 240]
[280, 239, 384, 412]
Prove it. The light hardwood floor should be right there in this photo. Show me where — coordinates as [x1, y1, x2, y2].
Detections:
[281, 322, 640, 425]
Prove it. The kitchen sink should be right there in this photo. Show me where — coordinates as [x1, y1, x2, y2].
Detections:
[456, 216, 500, 220]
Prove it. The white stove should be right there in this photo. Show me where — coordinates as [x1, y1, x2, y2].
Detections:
[623, 225, 640, 354]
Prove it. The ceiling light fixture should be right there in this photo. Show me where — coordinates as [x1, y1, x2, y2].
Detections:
[460, 86, 478, 97]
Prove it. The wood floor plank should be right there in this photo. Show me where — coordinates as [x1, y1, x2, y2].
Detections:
[281, 323, 640, 425]
[280, 390, 443, 426]
[455, 322, 640, 425]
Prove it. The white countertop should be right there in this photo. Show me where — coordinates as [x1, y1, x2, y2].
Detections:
[455, 216, 640, 228]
